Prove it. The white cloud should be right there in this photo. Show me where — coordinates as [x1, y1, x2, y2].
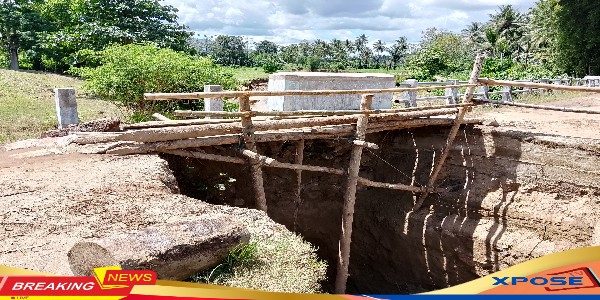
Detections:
[163, 0, 537, 44]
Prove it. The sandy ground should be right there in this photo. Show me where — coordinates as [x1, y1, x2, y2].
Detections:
[471, 94, 600, 139]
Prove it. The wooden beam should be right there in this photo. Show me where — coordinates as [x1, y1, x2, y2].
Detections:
[163, 149, 435, 193]
[77, 108, 460, 144]
[413, 53, 485, 211]
[173, 103, 474, 118]
[102, 118, 482, 155]
[335, 94, 373, 294]
[478, 78, 600, 93]
[151, 113, 171, 121]
[144, 84, 477, 100]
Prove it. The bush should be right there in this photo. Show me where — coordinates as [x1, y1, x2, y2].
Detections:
[262, 60, 283, 74]
[71, 44, 237, 119]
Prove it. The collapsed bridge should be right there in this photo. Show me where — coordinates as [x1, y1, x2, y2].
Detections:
[71, 54, 600, 293]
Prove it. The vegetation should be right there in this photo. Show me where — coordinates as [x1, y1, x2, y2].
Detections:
[189, 231, 327, 293]
[71, 44, 236, 120]
[0, 69, 125, 144]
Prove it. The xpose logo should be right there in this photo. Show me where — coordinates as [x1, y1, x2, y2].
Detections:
[492, 267, 600, 292]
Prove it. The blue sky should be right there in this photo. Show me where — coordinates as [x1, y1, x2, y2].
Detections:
[162, 0, 537, 45]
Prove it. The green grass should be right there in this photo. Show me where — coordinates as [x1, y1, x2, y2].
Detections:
[0, 69, 127, 144]
[228, 67, 270, 83]
[190, 230, 327, 293]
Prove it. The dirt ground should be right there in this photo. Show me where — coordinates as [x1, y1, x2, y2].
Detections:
[472, 94, 600, 139]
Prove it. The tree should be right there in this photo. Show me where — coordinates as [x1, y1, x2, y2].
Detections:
[389, 37, 408, 69]
[373, 39, 386, 68]
[553, 0, 600, 75]
[27, 0, 192, 72]
[208, 35, 249, 66]
[0, 0, 46, 70]
[254, 40, 278, 54]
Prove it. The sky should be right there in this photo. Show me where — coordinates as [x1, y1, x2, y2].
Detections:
[162, 0, 537, 45]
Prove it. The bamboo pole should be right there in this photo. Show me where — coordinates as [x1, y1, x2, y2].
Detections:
[173, 103, 474, 118]
[413, 53, 485, 211]
[76, 108, 460, 144]
[477, 78, 600, 93]
[473, 99, 600, 114]
[103, 118, 483, 155]
[335, 94, 373, 294]
[144, 84, 477, 100]
[240, 96, 268, 212]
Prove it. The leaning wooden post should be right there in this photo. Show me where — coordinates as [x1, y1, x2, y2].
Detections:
[335, 94, 373, 294]
[292, 139, 305, 231]
[413, 53, 485, 211]
[239, 96, 268, 212]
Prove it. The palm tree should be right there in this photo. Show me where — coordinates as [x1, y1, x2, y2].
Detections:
[390, 37, 408, 69]
[373, 39, 386, 68]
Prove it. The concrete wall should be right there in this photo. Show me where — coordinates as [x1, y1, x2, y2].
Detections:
[267, 72, 395, 111]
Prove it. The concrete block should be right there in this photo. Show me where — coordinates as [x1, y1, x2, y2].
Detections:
[267, 72, 395, 111]
[204, 85, 224, 113]
[54, 88, 78, 129]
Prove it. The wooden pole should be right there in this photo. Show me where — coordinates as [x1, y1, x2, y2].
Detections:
[473, 99, 600, 114]
[239, 96, 268, 212]
[293, 139, 305, 231]
[335, 94, 373, 294]
[144, 84, 477, 100]
[174, 103, 474, 118]
[151, 113, 171, 121]
[477, 78, 600, 93]
[413, 53, 485, 211]
[164, 149, 440, 193]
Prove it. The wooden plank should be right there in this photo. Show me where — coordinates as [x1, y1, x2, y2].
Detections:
[103, 118, 483, 155]
[413, 53, 485, 211]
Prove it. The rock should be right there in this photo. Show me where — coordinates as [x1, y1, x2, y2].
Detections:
[483, 119, 500, 127]
[67, 217, 250, 280]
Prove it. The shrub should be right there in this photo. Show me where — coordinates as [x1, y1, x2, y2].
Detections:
[262, 60, 283, 74]
[71, 44, 237, 119]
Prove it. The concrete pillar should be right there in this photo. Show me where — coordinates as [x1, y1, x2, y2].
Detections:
[444, 79, 459, 104]
[401, 79, 418, 107]
[502, 85, 513, 102]
[204, 85, 224, 118]
[540, 78, 550, 93]
[54, 88, 78, 129]
[477, 85, 489, 101]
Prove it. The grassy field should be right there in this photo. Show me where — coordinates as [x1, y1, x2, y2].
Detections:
[0, 69, 126, 144]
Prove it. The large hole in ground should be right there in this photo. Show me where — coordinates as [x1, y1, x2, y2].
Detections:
[161, 125, 594, 294]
